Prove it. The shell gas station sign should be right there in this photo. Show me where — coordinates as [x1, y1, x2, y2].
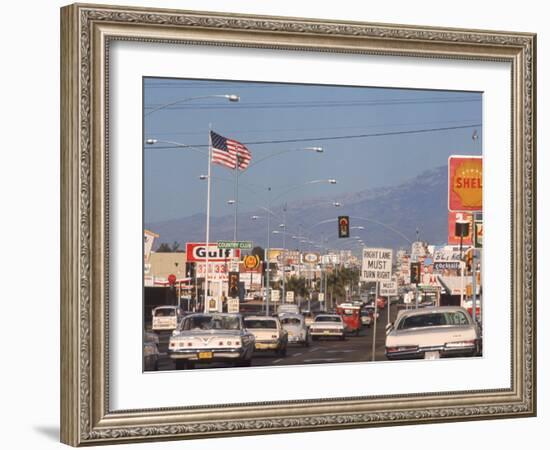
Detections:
[448, 156, 483, 212]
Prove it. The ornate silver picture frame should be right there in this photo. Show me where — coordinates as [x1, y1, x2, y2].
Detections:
[60, 3, 536, 446]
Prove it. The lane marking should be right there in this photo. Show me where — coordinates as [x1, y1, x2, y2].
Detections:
[272, 359, 283, 364]
[293, 353, 303, 357]
[303, 358, 343, 363]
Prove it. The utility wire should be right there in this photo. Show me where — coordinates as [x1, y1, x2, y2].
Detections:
[146, 123, 482, 149]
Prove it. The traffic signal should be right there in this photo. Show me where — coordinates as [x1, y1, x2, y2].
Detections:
[338, 216, 350, 238]
[228, 272, 239, 298]
[410, 262, 421, 284]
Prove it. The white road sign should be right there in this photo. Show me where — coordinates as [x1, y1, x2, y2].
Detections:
[227, 298, 240, 313]
[379, 280, 398, 296]
[361, 248, 393, 281]
[318, 293, 325, 302]
[286, 290, 295, 303]
[271, 289, 280, 303]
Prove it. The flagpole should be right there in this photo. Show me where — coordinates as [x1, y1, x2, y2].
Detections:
[234, 150, 239, 242]
[204, 125, 213, 313]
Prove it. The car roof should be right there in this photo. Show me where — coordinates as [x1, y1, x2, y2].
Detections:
[278, 312, 302, 318]
[244, 315, 279, 321]
[315, 314, 340, 318]
[395, 306, 470, 320]
[184, 312, 241, 318]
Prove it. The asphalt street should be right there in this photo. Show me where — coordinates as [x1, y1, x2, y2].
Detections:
[153, 304, 400, 371]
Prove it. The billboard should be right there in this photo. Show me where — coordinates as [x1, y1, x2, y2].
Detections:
[448, 155, 483, 212]
[186, 243, 241, 262]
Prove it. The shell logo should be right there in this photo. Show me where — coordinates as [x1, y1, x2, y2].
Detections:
[449, 156, 483, 211]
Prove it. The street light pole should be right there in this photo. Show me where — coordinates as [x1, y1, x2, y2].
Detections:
[266, 187, 272, 316]
[204, 126, 213, 312]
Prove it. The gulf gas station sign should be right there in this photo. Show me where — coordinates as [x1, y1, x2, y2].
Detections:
[448, 156, 483, 212]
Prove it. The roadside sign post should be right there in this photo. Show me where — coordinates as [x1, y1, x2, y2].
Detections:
[361, 247, 393, 362]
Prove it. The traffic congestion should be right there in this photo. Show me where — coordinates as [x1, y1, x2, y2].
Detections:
[143, 79, 484, 372]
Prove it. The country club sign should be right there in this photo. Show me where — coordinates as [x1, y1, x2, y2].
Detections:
[448, 155, 483, 212]
[186, 243, 241, 262]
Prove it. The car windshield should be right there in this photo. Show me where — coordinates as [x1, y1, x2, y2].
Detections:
[315, 316, 340, 323]
[154, 308, 176, 317]
[281, 317, 301, 326]
[244, 319, 278, 329]
[398, 311, 470, 330]
[182, 315, 240, 331]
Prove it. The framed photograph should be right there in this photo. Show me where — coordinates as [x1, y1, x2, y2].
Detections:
[60, 3, 536, 446]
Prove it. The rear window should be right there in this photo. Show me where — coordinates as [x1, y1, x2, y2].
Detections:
[154, 308, 176, 317]
[281, 318, 301, 326]
[315, 316, 341, 323]
[398, 311, 470, 329]
[245, 319, 278, 329]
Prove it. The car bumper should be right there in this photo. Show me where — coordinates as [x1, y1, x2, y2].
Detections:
[385, 344, 478, 360]
[310, 329, 344, 337]
[254, 341, 281, 350]
[287, 335, 307, 343]
[168, 348, 246, 361]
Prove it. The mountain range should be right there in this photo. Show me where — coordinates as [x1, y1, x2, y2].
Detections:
[146, 165, 449, 252]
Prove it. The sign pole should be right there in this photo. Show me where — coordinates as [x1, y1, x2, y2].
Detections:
[371, 281, 379, 361]
[387, 295, 391, 325]
[204, 126, 213, 312]
[472, 249, 477, 323]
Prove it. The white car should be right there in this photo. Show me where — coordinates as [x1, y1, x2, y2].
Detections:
[152, 305, 184, 332]
[168, 313, 255, 369]
[279, 313, 309, 347]
[309, 314, 346, 341]
[244, 316, 288, 356]
[385, 306, 481, 360]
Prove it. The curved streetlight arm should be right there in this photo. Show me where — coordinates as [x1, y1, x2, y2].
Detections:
[145, 94, 239, 116]
[145, 139, 207, 156]
[241, 147, 323, 173]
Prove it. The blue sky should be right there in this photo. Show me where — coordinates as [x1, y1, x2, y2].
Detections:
[144, 78, 482, 223]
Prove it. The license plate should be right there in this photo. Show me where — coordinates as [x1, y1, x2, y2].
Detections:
[424, 351, 440, 360]
[198, 351, 213, 359]
[323, 330, 330, 334]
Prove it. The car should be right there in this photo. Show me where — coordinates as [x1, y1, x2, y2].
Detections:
[143, 331, 159, 371]
[152, 305, 185, 332]
[363, 305, 379, 321]
[309, 314, 346, 340]
[360, 310, 373, 327]
[168, 313, 255, 369]
[244, 316, 288, 356]
[279, 313, 310, 347]
[385, 306, 482, 360]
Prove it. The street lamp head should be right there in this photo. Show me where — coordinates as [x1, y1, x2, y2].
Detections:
[332, 202, 341, 207]
[145, 138, 158, 145]
[251, 215, 260, 220]
[328, 179, 337, 184]
[305, 146, 323, 153]
[227, 199, 236, 205]
[199, 175, 208, 180]
[225, 94, 240, 102]
[279, 223, 285, 228]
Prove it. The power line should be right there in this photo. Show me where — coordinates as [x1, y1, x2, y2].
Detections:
[144, 96, 480, 111]
[147, 123, 482, 149]
[146, 118, 481, 138]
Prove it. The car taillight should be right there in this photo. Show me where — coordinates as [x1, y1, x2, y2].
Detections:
[271, 334, 278, 339]
[169, 342, 176, 348]
[187, 342, 193, 347]
[386, 346, 418, 353]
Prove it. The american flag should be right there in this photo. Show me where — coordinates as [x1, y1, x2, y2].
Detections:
[210, 131, 252, 170]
